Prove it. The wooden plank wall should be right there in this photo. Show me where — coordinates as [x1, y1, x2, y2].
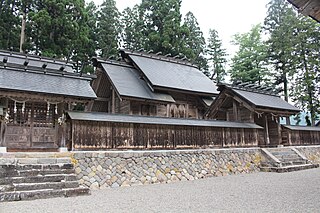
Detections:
[282, 128, 320, 146]
[70, 120, 260, 150]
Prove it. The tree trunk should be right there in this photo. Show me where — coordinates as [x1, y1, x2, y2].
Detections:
[19, 10, 26, 53]
[283, 69, 290, 125]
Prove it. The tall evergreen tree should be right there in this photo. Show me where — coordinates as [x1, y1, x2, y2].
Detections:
[290, 16, 320, 125]
[0, 0, 20, 51]
[230, 24, 268, 85]
[206, 29, 227, 82]
[139, 0, 183, 56]
[121, 5, 145, 50]
[181, 11, 207, 72]
[264, 0, 298, 101]
[28, 0, 90, 59]
[97, 0, 120, 58]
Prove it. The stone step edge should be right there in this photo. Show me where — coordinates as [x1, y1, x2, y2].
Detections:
[1, 181, 80, 192]
[0, 158, 72, 165]
[0, 187, 90, 202]
[13, 180, 80, 187]
[260, 164, 319, 173]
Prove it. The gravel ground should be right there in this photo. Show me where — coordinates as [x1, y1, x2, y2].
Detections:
[1, 168, 320, 213]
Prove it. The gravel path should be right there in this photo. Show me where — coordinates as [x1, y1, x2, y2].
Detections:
[1, 168, 320, 213]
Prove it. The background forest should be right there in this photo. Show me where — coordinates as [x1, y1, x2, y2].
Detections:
[0, 0, 319, 124]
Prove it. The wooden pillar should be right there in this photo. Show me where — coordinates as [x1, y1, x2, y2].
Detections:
[241, 128, 245, 146]
[276, 117, 282, 145]
[226, 111, 230, 121]
[111, 88, 115, 114]
[233, 100, 238, 121]
[264, 114, 270, 146]
[288, 130, 292, 145]
[0, 120, 6, 149]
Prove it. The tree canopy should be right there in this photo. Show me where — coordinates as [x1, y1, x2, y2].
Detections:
[0, 0, 319, 123]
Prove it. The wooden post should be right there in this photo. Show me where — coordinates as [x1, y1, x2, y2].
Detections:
[111, 88, 115, 114]
[277, 117, 282, 145]
[233, 100, 238, 121]
[0, 120, 6, 149]
[265, 114, 270, 146]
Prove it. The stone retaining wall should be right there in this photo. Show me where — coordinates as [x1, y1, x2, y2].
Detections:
[72, 148, 261, 190]
[296, 145, 320, 164]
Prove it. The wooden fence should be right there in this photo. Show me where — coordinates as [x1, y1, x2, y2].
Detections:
[282, 125, 320, 146]
[67, 117, 263, 150]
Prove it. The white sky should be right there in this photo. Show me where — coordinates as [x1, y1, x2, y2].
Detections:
[91, 0, 270, 59]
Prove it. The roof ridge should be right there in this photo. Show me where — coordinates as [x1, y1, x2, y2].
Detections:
[0, 49, 74, 66]
[121, 49, 198, 68]
[219, 82, 280, 97]
[93, 57, 134, 68]
[0, 62, 94, 80]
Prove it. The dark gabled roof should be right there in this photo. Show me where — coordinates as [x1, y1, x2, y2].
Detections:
[283, 125, 320, 131]
[121, 49, 218, 96]
[0, 50, 96, 99]
[205, 83, 300, 118]
[232, 89, 299, 112]
[222, 83, 299, 112]
[98, 59, 175, 103]
[287, 0, 320, 22]
[67, 111, 263, 129]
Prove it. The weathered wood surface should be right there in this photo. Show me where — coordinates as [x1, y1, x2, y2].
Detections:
[70, 120, 260, 150]
[282, 128, 320, 146]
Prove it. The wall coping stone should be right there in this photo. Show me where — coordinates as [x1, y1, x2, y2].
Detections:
[71, 147, 261, 155]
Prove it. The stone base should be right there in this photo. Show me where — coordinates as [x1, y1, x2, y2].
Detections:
[0, 147, 7, 153]
[59, 147, 68, 152]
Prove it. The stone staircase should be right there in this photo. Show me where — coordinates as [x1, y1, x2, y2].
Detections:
[260, 147, 319, 172]
[0, 152, 90, 202]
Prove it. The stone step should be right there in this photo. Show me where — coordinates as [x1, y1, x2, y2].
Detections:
[0, 158, 71, 165]
[260, 164, 319, 173]
[0, 168, 75, 178]
[269, 151, 297, 156]
[13, 181, 80, 191]
[280, 160, 308, 167]
[0, 187, 90, 202]
[0, 152, 72, 159]
[16, 163, 74, 170]
[0, 174, 77, 185]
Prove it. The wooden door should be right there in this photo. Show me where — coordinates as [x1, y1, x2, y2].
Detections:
[5, 101, 58, 151]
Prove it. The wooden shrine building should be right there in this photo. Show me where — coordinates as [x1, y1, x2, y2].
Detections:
[205, 83, 301, 146]
[65, 50, 265, 150]
[89, 49, 218, 119]
[0, 50, 96, 152]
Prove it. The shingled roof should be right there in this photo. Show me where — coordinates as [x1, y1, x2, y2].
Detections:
[95, 58, 175, 103]
[0, 50, 96, 100]
[120, 49, 218, 96]
[206, 83, 300, 118]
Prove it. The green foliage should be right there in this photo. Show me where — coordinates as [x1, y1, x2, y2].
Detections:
[0, 0, 20, 51]
[290, 15, 320, 124]
[120, 5, 145, 50]
[97, 0, 120, 58]
[181, 12, 207, 72]
[206, 29, 227, 82]
[264, 0, 298, 100]
[139, 0, 183, 56]
[230, 24, 269, 85]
